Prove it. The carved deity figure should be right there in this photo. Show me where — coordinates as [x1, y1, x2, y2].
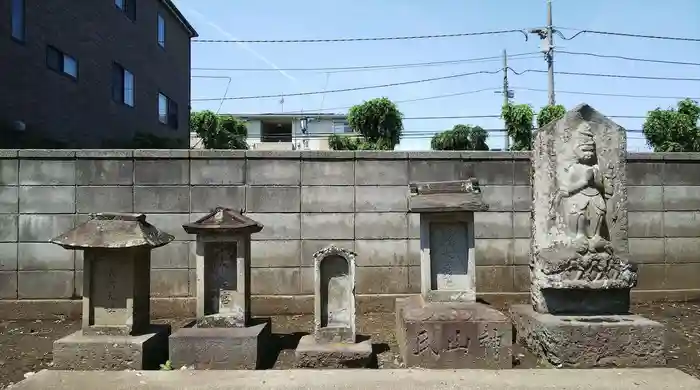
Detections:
[554, 123, 614, 255]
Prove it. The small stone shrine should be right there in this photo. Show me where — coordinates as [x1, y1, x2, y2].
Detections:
[49, 213, 174, 370]
[396, 180, 512, 369]
[510, 103, 666, 367]
[295, 245, 373, 368]
[169, 207, 270, 370]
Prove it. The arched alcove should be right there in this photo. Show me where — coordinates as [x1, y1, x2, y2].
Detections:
[319, 254, 350, 328]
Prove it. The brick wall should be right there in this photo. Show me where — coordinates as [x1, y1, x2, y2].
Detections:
[0, 150, 699, 320]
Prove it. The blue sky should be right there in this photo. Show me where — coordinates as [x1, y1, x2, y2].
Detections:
[174, 0, 700, 151]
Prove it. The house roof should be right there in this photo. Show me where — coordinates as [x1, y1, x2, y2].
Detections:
[161, 0, 198, 38]
[182, 207, 264, 236]
[230, 112, 348, 120]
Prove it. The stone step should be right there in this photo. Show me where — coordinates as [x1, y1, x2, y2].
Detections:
[9, 368, 700, 390]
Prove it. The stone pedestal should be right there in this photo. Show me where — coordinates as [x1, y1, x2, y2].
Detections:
[49, 213, 174, 370]
[169, 322, 270, 370]
[294, 245, 373, 368]
[519, 104, 666, 367]
[396, 295, 511, 369]
[510, 305, 666, 368]
[168, 207, 270, 370]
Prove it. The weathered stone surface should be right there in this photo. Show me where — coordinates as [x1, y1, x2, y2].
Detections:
[294, 335, 373, 368]
[169, 322, 270, 370]
[531, 104, 637, 314]
[409, 179, 489, 213]
[50, 213, 174, 250]
[510, 304, 666, 368]
[52, 326, 170, 370]
[396, 296, 512, 369]
[313, 245, 356, 343]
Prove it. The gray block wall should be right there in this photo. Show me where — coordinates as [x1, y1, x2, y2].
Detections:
[0, 149, 699, 319]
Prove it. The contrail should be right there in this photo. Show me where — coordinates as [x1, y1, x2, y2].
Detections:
[184, 7, 298, 83]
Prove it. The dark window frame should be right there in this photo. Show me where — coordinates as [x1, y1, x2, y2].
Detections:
[158, 92, 179, 130]
[10, 0, 26, 43]
[46, 45, 78, 81]
[157, 13, 166, 48]
[115, 0, 136, 21]
[111, 62, 134, 107]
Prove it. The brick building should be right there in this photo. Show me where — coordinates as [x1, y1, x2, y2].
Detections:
[0, 0, 197, 148]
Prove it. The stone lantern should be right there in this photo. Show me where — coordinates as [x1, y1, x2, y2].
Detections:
[396, 179, 512, 369]
[49, 213, 174, 370]
[169, 207, 270, 370]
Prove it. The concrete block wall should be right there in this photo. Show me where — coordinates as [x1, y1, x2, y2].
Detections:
[0, 149, 699, 319]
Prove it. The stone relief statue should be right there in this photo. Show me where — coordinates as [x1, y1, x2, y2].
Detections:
[539, 120, 636, 285]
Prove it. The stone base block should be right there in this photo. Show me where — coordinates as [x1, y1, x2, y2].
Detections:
[396, 296, 512, 369]
[510, 304, 667, 368]
[169, 322, 270, 370]
[294, 335, 373, 368]
[52, 325, 170, 370]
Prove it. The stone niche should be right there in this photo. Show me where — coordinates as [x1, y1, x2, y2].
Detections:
[49, 213, 174, 370]
[510, 103, 666, 368]
[396, 180, 512, 369]
[169, 207, 270, 370]
[295, 245, 373, 368]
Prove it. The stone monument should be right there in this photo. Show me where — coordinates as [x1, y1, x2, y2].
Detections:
[49, 213, 174, 370]
[169, 207, 270, 370]
[295, 245, 373, 368]
[510, 103, 666, 367]
[396, 179, 512, 369]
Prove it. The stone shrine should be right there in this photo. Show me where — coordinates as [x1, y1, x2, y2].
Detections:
[49, 213, 174, 370]
[295, 245, 373, 368]
[396, 180, 512, 369]
[510, 103, 666, 367]
[169, 207, 270, 370]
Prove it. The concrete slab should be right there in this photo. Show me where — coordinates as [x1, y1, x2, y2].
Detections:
[168, 322, 270, 370]
[510, 304, 666, 368]
[52, 326, 169, 371]
[294, 334, 373, 368]
[8, 368, 700, 390]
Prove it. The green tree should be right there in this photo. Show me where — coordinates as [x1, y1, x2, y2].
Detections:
[190, 110, 248, 149]
[431, 124, 489, 151]
[501, 103, 534, 151]
[329, 97, 403, 151]
[537, 104, 566, 128]
[642, 99, 700, 152]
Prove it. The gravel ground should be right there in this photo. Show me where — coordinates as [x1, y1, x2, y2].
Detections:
[1, 302, 698, 389]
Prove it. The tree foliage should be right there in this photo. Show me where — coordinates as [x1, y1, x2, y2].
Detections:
[642, 99, 700, 152]
[501, 103, 534, 151]
[190, 110, 248, 149]
[431, 124, 489, 151]
[537, 104, 566, 128]
[330, 97, 403, 151]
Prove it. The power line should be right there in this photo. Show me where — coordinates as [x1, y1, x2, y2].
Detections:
[554, 27, 700, 43]
[191, 53, 540, 73]
[558, 51, 700, 67]
[191, 68, 503, 102]
[509, 67, 700, 82]
[192, 29, 530, 43]
[511, 87, 700, 101]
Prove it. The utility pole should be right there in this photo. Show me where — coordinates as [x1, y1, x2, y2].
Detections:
[502, 49, 511, 150]
[529, 0, 556, 105]
[546, 0, 555, 105]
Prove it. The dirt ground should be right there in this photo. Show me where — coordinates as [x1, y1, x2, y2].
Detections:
[1, 302, 699, 389]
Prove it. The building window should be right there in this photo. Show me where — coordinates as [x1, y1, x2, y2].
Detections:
[112, 63, 134, 107]
[115, 0, 136, 21]
[11, 0, 25, 42]
[158, 93, 178, 129]
[333, 120, 352, 133]
[157, 13, 166, 48]
[47, 46, 78, 79]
